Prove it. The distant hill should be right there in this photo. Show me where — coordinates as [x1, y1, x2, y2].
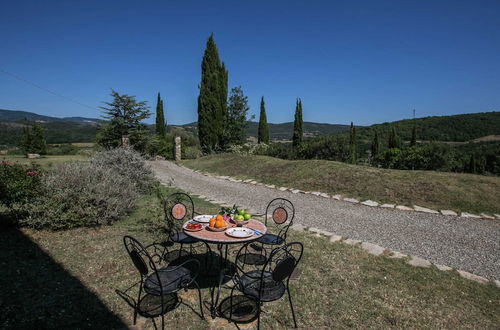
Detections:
[328, 111, 500, 144]
[0, 109, 103, 125]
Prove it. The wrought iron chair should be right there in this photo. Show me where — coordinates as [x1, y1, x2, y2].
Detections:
[163, 192, 211, 264]
[224, 241, 304, 329]
[117, 236, 204, 329]
[238, 198, 295, 266]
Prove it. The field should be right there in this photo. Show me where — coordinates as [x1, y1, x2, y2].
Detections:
[181, 154, 500, 215]
[1, 187, 499, 329]
[0, 154, 88, 168]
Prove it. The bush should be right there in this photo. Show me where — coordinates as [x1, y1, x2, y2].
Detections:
[0, 161, 41, 208]
[90, 148, 154, 192]
[17, 162, 139, 229]
[47, 144, 79, 155]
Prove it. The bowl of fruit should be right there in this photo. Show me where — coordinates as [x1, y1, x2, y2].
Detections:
[208, 214, 228, 231]
[220, 206, 252, 226]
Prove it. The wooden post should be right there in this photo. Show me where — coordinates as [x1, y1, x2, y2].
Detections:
[174, 136, 181, 161]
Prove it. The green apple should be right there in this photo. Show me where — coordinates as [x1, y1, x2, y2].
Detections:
[243, 213, 251, 220]
[236, 215, 244, 221]
[237, 209, 245, 216]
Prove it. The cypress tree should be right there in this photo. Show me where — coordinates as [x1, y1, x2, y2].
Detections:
[292, 98, 303, 148]
[410, 124, 416, 147]
[388, 126, 399, 149]
[258, 96, 269, 144]
[371, 130, 379, 161]
[349, 122, 357, 164]
[197, 34, 228, 152]
[155, 93, 166, 138]
[31, 122, 47, 155]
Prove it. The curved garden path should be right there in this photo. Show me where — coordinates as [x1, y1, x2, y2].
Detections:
[151, 161, 500, 281]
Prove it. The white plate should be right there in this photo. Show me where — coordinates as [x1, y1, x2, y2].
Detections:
[193, 214, 212, 223]
[225, 227, 254, 238]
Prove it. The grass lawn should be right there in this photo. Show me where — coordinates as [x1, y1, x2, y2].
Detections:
[1, 154, 88, 169]
[1, 187, 499, 329]
[181, 154, 500, 215]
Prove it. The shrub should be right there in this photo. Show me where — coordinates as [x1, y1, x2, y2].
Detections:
[90, 148, 154, 192]
[17, 161, 140, 229]
[0, 161, 41, 208]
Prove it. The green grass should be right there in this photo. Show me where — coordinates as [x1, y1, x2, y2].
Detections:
[181, 154, 500, 215]
[1, 187, 499, 329]
[0, 154, 88, 169]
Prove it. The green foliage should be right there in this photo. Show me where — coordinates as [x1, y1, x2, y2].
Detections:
[97, 90, 150, 151]
[12, 148, 154, 230]
[46, 144, 79, 155]
[292, 98, 303, 148]
[349, 122, 357, 164]
[155, 93, 166, 138]
[410, 124, 417, 147]
[226, 86, 249, 146]
[388, 126, 400, 149]
[0, 161, 41, 209]
[371, 130, 379, 160]
[258, 96, 269, 144]
[197, 34, 228, 152]
[20, 122, 47, 155]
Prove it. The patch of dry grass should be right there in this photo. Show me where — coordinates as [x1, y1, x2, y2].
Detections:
[182, 154, 500, 214]
[1, 189, 499, 329]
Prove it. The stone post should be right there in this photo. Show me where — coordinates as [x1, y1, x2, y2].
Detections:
[121, 135, 130, 148]
[174, 136, 181, 161]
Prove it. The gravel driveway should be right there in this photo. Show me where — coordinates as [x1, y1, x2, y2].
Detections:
[151, 161, 500, 281]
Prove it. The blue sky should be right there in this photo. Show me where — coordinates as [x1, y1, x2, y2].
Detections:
[1, 0, 499, 126]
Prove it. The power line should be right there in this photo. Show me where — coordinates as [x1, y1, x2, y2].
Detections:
[0, 68, 98, 111]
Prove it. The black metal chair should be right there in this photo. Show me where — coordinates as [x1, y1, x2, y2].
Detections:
[224, 241, 304, 329]
[257, 198, 295, 247]
[117, 236, 204, 329]
[238, 198, 295, 266]
[163, 192, 212, 264]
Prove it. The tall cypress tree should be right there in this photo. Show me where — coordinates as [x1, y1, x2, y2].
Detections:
[155, 93, 166, 138]
[410, 125, 417, 147]
[349, 122, 357, 164]
[371, 130, 379, 160]
[292, 98, 303, 148]
[388, 126, 399, 149]
[197, 34, 228, 151]
[258, 96, 269, 144]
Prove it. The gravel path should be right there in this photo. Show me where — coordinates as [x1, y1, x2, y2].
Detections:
[151, 161, 500, 281]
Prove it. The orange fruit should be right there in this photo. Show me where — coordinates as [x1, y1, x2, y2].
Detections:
[216, 215, 223, 221]
[209, 218, 216, 228]
[215, 219, 226, 228]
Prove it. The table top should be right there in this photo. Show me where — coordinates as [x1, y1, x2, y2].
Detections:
[183, 219, 267, 244]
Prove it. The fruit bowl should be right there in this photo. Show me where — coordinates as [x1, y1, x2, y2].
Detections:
[207, 225, 228, 232]
[230, 218, 250, 225]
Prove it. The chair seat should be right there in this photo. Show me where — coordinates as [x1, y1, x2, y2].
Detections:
[170, 232, 200, 244]
[137, 293, 179, 318]
[257, 233, 283, 245]
[238, 270, 285, 302]
[144, 266, 193, 295]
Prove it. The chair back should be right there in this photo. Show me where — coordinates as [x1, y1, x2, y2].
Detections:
[164, 192, 195, 234]
[265, 198, 295, 242]
[123, 236, 160, 277]
[264, 241, 303, 284]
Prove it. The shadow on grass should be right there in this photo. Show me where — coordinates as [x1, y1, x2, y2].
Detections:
[0, 228, 126, 329]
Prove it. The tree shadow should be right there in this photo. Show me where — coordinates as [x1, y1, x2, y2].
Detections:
[0, 228, 126, 329]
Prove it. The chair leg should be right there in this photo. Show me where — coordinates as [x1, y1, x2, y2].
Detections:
[257, 302, 261, 330]
[195, 281, 205, 319]
[228, 285, 237, 321]
[287, 286, 298, 328]
[161, 313, 165, 330]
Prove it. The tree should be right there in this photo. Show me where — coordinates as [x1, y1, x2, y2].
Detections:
[227, 86, 250, 145]
[388, 126, 399, 149]
[349, 122, 357, 164]
[197, 34, 228, 152]
[97, 90, 150, 150]
[371, 130, 379, 160]
[155, 93, 166, 139]
[292, 98, 303, 148]
[20, 121, 47, 154]
[410, 124, 417, 147]
[258, 96, 269, 144]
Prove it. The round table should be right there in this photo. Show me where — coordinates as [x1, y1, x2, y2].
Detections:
[183, 218, 267, 318]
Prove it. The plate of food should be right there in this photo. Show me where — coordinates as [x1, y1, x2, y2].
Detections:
[225, 227, 254, 238]
[183, 221, 203, 232]
[193, 214, 212, 223]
